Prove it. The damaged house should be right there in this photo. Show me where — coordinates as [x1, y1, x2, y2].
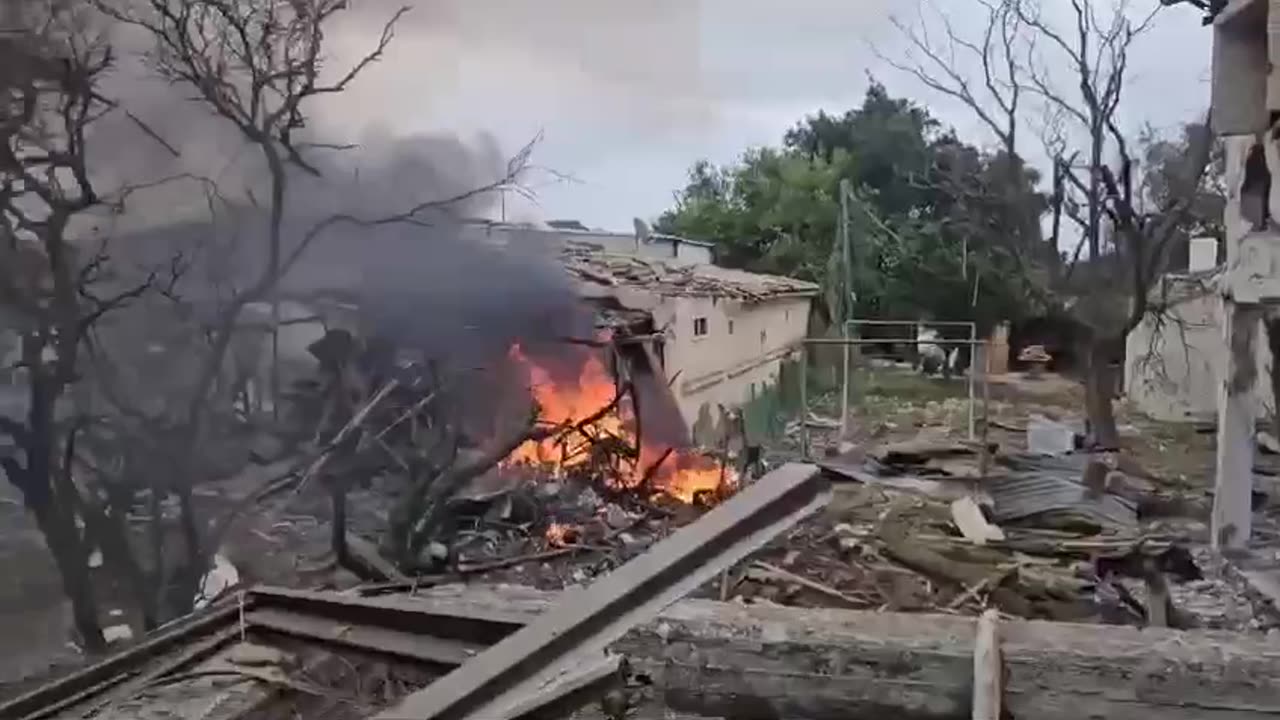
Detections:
[558, 244, 818, 447]
[448, 219, 818, 446]
[87, 216, 817, 452]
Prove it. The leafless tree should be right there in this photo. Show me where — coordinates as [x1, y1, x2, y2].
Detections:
[94, 0, 536, 607]
[885, 0, 1214, 447]
[0, 4, 187, 650]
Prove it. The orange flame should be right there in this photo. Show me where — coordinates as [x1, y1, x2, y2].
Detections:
[504, 343, 736, 504]
[545, 522, 578, 547]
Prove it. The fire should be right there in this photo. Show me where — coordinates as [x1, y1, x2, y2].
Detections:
[504, 342, 737, 504]
[545, 522, 578, 547]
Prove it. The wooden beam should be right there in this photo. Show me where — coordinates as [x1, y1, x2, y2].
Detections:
[408, 585, 1280, 720]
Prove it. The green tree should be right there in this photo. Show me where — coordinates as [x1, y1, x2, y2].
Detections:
[657, 83, 1043, 336]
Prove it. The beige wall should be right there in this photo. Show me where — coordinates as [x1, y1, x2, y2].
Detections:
[1126, 292, 1274, 422]
[658, 294, 812, 445]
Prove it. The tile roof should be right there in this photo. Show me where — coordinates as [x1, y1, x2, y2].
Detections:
[560, 245, 820, 302]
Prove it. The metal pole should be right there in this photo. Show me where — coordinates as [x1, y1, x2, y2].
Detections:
[980, 340, 992, 478]
[967, 322, 977, 440]
[799, 346, 810, 459]
[839, 179, 852, 441]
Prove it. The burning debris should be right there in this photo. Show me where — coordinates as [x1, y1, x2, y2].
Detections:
[503, 342, 736, 504]
[286, 319, 737, 584]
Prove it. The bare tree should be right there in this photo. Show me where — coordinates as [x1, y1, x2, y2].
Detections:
[94, 0, 536, 607]
[886, 0, 1214, 447]
[0, 4, 186, 650]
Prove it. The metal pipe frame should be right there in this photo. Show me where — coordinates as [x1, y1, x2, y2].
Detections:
[797, 335, 991, 458]
[840, 321, 980, 438]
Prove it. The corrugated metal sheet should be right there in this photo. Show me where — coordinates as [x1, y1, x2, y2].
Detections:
[988, 453, 1136, 529]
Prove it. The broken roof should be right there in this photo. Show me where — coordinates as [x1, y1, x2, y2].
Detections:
[561, 245, 820, 302]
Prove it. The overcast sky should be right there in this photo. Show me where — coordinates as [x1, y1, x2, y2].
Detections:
[315, 0, 1213, 232]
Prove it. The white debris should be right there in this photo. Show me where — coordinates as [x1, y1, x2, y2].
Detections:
[103, 624, 134, 644]
[194, 553, 240, 609]
[917, 325, 946, 374]
[1026, 414, 1076, 456]
[87, 549, 103, 569]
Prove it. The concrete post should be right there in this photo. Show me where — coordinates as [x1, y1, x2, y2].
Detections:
[1214, 300, 1261, 550]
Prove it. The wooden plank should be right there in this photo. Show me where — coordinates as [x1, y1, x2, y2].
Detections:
[375, 463, 830, 720]
[971, 609, 1001, 720]
[406, 584, 1280, 720]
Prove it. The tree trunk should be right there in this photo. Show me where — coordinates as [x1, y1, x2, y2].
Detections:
[84, 497, 158, 630]
[33, 505, 104, 653]
[1083, 339, 1120, 450]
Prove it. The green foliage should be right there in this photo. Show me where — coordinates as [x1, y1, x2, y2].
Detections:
[656, 81, 1045, 334]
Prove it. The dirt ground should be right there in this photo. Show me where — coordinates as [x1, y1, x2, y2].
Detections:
[4, 366, 1280, 700]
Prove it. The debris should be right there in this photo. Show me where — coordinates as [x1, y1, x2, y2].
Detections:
[746, 561, 866, 608]
[195, 554, 240, 610]
[374, 463, 830, 720]
[803, 413, 841, 430]
[346, 533, 409, 583]
[986, 453, 1137, 531]
[945, 564, 1020, 611]
[1259, 430, 1280, 455]
[225, 642, 291, 668]
[87, 549, 103, 569]
[1025, 415, 1076, 457]
[103, 625, 133, 644]
[820, 460, 976, 501]
[870, 438, 974, 466]
[408, 584, 1280, 720]
[950, 496, 1005, 545]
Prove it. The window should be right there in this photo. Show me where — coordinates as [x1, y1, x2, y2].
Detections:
[693, 317, 709, 337]
[727, 320, 735, 335]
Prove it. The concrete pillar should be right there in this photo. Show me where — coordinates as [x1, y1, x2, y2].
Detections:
[1214, 300, 1262, 550]
[1214, 132, 1266, 550]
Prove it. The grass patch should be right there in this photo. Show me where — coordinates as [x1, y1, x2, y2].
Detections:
[851, 367, 968, 404]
